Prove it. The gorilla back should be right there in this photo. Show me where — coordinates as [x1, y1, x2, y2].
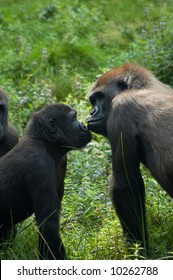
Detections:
[0, 103, 91, 259]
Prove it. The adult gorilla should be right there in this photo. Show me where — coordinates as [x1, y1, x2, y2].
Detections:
[0, 103, 91, 259]
[88, 63, 173, 251]
[0, 89, 18, 156]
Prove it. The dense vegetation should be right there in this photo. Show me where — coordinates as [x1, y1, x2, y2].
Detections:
[0, 0, 173, 259]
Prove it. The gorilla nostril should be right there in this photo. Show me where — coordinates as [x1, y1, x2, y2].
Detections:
[90, 108, 95, 115]
[90, 106, 99, 116]
[79, 122, 88, 132]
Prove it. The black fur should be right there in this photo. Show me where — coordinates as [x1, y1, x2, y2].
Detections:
[0, 103, 91, 259]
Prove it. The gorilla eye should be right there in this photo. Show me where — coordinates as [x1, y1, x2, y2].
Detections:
[48, 119, 57, 133]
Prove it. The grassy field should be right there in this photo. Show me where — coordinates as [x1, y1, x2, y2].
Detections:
[0, 0, 173, 259]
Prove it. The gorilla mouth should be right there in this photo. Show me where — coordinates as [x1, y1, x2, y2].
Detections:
[87, 117, 107, 136]
[87, 117, 105, 127]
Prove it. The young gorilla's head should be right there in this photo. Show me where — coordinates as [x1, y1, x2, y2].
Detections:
[26, 103, 92, 149]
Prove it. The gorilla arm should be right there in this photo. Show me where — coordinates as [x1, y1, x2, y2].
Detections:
[108, 108, 148, 249]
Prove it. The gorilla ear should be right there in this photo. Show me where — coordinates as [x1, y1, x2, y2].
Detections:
[48, 119, 58, 133]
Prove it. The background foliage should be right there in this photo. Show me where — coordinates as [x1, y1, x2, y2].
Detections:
[0, 0, 173, 259]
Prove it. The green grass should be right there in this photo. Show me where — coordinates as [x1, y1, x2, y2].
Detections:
[0, 0, 173, 260]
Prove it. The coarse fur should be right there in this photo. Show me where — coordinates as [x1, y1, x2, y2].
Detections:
[0, 103, 91, 259]
[88, 63, 173, 252]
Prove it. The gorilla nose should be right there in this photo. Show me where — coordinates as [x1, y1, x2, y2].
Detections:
[90, 106, 99, 116]
[79, 122, 88, 132]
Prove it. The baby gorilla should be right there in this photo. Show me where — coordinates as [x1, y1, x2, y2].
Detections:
[0, 103, 91, 259]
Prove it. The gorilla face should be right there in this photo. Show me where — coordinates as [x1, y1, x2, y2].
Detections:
[88, 91, 108, 136]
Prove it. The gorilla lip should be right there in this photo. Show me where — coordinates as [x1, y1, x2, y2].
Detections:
[87, 117, 104, 125]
